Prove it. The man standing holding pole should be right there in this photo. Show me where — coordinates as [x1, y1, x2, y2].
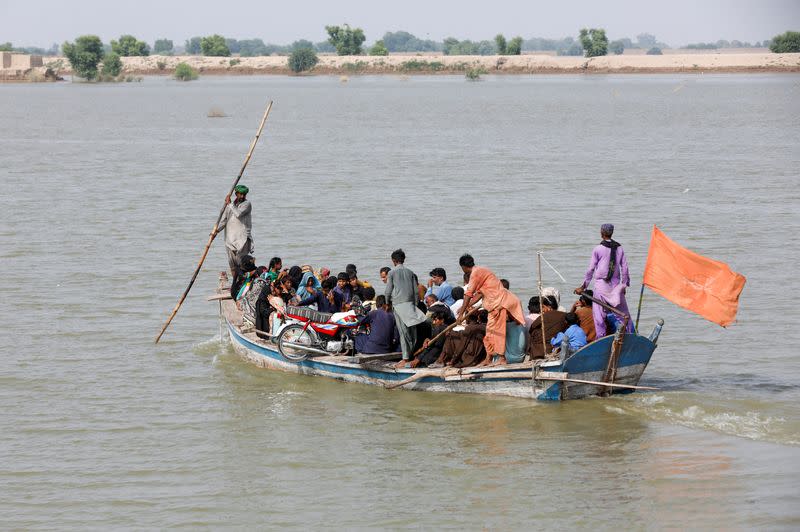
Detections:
[385, 249, 428, 368]
[216, 184, 253, 277]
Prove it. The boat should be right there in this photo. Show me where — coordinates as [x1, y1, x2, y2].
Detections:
[213, 274, 664, 401]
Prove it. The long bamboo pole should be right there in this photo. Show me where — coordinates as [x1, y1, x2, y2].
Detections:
[634, 282, 645, 332]
[537, 252, 548, 357]
[155, 100, 274, 343]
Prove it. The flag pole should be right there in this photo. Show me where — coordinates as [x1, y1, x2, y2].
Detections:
[634, 281, 645, 332]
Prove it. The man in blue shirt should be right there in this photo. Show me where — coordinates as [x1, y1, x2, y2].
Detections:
[550, 312, 589, 352]
[425, 267, 455, 306]
[354, 295, 399, 354]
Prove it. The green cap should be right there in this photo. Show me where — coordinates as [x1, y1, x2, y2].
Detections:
[234, 184, 249, 195]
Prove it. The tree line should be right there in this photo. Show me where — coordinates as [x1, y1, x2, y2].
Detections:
[53, 28, 800, 80]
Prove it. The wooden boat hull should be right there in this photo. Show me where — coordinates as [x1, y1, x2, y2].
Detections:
[221, 300, 658, 401]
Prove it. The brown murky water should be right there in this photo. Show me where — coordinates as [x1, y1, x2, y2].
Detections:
[1, 74, 799, 528]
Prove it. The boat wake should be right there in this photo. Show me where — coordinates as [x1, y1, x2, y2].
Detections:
[606, 392, 799, 446]
[193, 334, 232, 364]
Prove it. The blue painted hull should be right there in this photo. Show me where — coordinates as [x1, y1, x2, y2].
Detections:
[222, 304, 658, 401]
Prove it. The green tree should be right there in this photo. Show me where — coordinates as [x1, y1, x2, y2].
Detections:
[769, 31, 800, 53]
[507, 36, 523, 55]
[495, 34, 507, 55]
[369, 40, 388, 56]
[200, 35, 230, 56]
[325, 24, 366, 55]
[111, 35, 149, 56]
[0, 42, 12, 51]
[646, 47, 662, 55]
[185, 37, 202, 55]
[174, 62, 198, 81]
[239, 39, 269, 56]
[579, 28, 608, 57]
[226, 38, 240, 54]
[287, 47, 318, 72]
[609, 40, 625, 55]
[62, 35, 105, 80]
[153, 39, 173, 55]
[101, 52, 122, 77]
[637, 33, 656, 48]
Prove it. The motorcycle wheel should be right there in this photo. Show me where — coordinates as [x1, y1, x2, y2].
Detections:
[277, 323, 316, 361]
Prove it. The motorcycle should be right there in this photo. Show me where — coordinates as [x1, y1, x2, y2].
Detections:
[275, 298, 367, 361]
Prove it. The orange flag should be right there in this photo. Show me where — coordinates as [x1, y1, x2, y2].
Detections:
[643, 226, 746, 327]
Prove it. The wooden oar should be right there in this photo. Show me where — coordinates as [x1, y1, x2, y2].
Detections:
[385, 368, 449, 389]
[155, 100, 274, 343]
[411, 301, 482, 358]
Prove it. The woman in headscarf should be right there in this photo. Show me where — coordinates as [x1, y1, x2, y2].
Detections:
[295, 271, 322, 302]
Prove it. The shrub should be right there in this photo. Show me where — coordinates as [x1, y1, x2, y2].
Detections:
[646, 47, 663, 55]
[229, 58, 240, 67]
[200, 35, 230, 56]
[153, 39, 173, 55]
[369, 40, 388, 56]
[325, 24, 366, 55]
[62, 35, 104, 80]
[101, 52, 122, 77]
[287, 47, 318, 73]
[399, 60, 444, 71]
[507, 36, 523, 55]
[579, 28, 608, 57]
[769, 31, 800, 53]
[156, 60, 167, 70]
[111, 35, 149, 56]
[609, 40, 625, 55]
[465, 67, 486, 80]
[174, 62, 198, 81]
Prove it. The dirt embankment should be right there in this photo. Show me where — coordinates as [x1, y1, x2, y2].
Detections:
[43, 52, 800, 77]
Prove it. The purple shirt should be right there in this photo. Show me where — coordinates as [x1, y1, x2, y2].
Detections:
[583, 241, 630, 288]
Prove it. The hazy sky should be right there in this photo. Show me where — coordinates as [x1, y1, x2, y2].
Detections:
[2, 0, 799, 47]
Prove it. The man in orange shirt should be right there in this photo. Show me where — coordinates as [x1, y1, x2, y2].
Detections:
[457, 254, 526, 366]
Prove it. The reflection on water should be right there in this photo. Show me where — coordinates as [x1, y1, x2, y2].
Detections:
[1, 74, 799, 528]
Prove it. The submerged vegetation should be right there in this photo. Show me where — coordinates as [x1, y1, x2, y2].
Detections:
[465, 67, 487, 80]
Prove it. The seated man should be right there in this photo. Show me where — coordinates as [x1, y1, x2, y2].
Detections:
[439, 309, 488, 368]
[361, 286, 377, 311]
[333, 272, 352, 308]
[496, 319, 527, 365]
[524, 297, 541, 332]
[346, 263, 372, 289]
[410, 310, 449, 368]
[550, 312, 588, 353]
[449, 286, 465, 317]
[379, 266, 391, 284]
[425, 267, 455, 306]
[354, 295, 399, 354]
[348, 272, 365, 302]
[295, 276, 343, 314]
[424, 293, 456, 324]
[527, 295, 568, 359]
[570, 290, 597, 342]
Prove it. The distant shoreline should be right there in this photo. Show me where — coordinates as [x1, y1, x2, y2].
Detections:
[43, 52, 800, 76]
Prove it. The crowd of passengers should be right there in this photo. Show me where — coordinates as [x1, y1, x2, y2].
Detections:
[229, 252, 629, 369]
